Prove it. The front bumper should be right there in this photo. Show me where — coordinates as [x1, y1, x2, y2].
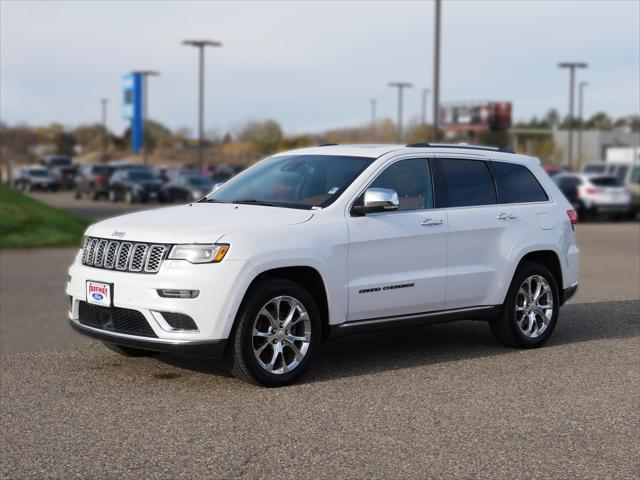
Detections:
[66, 253, 247, 349]
[70, 318, 226, 357]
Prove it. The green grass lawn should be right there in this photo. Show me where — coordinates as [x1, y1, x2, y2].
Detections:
[0, 185, 89, 248]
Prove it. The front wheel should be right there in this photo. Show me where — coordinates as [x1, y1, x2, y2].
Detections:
[490, 262, 560, 348]
[224, 279, 321, 387]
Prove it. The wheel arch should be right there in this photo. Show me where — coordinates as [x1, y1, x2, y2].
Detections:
[235, 265, 331, 342]
[514, 250, 565, 304]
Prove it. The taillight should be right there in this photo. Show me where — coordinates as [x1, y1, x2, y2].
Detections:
[567, 209, 578, 230]
[585, 187, 598, 194]
[95, 175, 105, 185]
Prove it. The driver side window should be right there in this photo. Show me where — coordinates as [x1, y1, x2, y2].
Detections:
[369, 158, 433, 211]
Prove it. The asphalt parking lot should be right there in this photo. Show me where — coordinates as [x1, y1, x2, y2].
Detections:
[1, 196, 639, 479]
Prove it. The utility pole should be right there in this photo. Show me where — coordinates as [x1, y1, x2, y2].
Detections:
[421, 88, 430, 126]
[131, 70, 160, 165]
[370, 98, 377, 137]
[578, 81, 588, 167]
[182, 39, 223, 170]
[433, 0, 441, 141]
[100, 98, 108, 162]
[558, 62, 588, 170]
[388, 82, 413, 143]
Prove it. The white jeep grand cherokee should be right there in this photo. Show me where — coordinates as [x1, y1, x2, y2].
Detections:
[67, 144, 580, 387]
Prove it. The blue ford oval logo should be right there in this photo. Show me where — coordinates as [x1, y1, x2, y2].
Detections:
[92, 293, 104, 301]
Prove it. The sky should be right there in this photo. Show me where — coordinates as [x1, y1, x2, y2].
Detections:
[1, 0, 639, 136]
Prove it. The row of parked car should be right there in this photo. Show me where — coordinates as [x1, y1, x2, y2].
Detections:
[546, 162, 639, 220]
[12, 157, 244, 204]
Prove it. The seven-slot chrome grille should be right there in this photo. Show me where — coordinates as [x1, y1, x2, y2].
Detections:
[81, 237, 169, 274]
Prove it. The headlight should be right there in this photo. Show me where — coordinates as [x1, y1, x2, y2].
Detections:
[168, 244, 229, 264]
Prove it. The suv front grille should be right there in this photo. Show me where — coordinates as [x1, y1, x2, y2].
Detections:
[78, 301, 157, 338]
[82, 237, 169, 274]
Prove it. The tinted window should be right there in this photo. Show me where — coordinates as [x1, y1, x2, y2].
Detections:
[439, 159, 497, 207]
[630, 166, 640, 184]
[558, 176, 581, 189]
[616, 165, 629, 182]
[369, 158, 432, 211]
[493, 161, 548, 203]
[590, 176, 623, 187]
[209, 155, 373, 209]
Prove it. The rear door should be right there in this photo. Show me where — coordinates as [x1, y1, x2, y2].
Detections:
[434, 156, 526, 309]
[346, 156, 448, 321]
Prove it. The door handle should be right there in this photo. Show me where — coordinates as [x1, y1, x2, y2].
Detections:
[421, 218, 443, 226]
[497, 212, 517, 221]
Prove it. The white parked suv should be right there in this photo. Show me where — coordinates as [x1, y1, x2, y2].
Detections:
[66, 144, 580, 386]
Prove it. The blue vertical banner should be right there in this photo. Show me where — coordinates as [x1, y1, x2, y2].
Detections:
[123, 73, 143, 153]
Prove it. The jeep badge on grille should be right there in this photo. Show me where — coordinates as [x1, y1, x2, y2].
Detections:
[111, 230, 126, 238]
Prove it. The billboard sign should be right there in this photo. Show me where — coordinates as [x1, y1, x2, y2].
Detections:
[440, 101, 512, 131]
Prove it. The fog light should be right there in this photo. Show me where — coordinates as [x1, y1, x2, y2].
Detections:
[157, 289, 200, 299]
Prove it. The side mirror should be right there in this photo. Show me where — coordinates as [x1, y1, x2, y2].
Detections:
[352, 188, 399, 215]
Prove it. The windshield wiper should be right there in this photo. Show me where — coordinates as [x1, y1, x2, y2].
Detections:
[198, 198, 223, 203]
[231, 199, 278, 207]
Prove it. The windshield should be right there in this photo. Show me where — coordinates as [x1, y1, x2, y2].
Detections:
[186, 176, 214, 188]
[583, 164, 606, 174]
[47, 157, 71, 166]
[92, 166, 114, 176]
[28, 169, 49, 177]
[206, 155, 374, 209]
[129, 170, 160, 182]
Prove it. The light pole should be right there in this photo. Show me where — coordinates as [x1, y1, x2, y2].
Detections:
[433, 0, 441, 141]
[370, 98, 377, 136]
[421, 88, 430, 126]
[182, 39, 223, 169]
[388, 82, 413, 143]
[132, 70, 160, 165]
[100, 98, 108, 161]
[558, 62, 588, 170]
[578, 81, 588, 166]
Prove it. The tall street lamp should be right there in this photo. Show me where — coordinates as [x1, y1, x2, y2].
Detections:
[421, 88, 430, 126]
[100, 98, 108, 161]
[182, 39, 223, 169]
[578, 81, 588, 166]
[132, 70, 160, 165]
[388, 82, 413, 143]
[370, 98, 377, 136]
[432, 0, 442, 141]
[558, 62, 588, 170]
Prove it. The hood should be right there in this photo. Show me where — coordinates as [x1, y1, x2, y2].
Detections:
[85, 203, 314, 244]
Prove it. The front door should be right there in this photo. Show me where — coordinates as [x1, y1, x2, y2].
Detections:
[346, 157, 448, 321]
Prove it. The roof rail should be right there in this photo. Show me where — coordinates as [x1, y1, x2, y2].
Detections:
[405, 142, 515, 154]
[318, 143, 338, 147]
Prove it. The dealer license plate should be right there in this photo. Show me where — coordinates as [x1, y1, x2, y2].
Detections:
[86, 281, 112, 307]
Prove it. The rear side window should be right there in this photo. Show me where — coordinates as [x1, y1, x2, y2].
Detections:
[590, 176, 623, 187]
[492, 161, 548, 203]
[438, 158, 497, 207]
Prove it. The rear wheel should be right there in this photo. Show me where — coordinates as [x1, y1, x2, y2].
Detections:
[109, 190, 118, 202]
[102, 342, 156, 357]
[490, 262, 560, 348]
[224, 278, 321, 387]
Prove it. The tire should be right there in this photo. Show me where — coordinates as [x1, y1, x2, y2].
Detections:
[102, 342, 156, 357]
[74, 191, 82, 200]
[125, 190, 135, 204]
[109, 190, 118, 203]
[91, 191, 100, 201]
[490, 262, 560, 348]
[224, 278, 321, 387]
